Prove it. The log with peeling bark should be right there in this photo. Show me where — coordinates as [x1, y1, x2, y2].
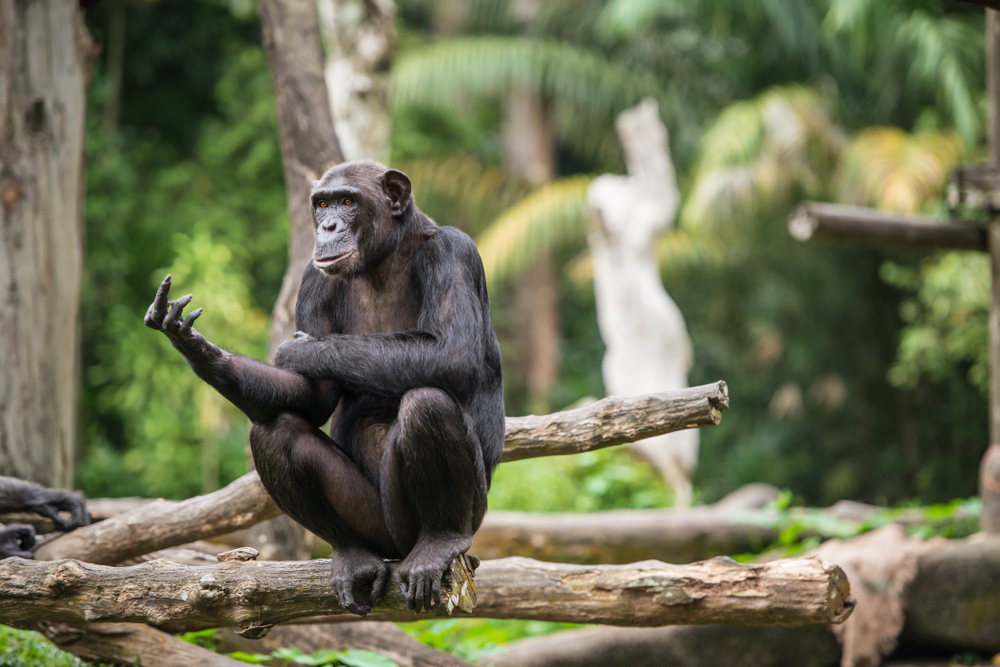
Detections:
[501, 382, 728, 462]
[0, 554, 852, 634]
[33, 384, 729, 565]
[34, 472, 281, 564]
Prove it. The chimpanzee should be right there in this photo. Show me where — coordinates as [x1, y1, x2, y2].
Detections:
[0, 477, 91, 559]
[144, 160, 504, 615]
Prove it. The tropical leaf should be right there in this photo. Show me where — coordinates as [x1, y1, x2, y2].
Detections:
[681, 85, 844, 229]
[475, 176, 591, 291]
[836, 127, 964, 212]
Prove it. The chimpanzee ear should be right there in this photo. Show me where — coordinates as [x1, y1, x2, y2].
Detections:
[383, 169, 412, 217]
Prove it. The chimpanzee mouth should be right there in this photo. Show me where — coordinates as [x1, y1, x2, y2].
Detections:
[313, 252, 352, 269]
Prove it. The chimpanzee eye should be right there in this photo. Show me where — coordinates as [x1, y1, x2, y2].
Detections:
[343, 197, 353, 206]
[318, 200, 328, 208]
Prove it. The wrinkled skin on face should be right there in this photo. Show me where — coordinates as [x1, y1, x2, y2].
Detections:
[311, 164, 413, 278]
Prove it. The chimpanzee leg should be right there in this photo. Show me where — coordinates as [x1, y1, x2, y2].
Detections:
[250, 413, 398, 615]
[380, 387, 488, 612]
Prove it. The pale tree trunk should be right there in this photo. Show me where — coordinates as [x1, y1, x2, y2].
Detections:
[0, 0, 91, 489]
[251, 0, 344, 561]
[587, 99, 697, 506]
[317, 0, 395, 163]
[505, 86, 561, 415]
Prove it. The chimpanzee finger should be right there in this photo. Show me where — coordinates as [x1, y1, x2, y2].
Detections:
[432, 577, 442, 608]
[163, 294, 193, 326]
[144, 275, 172, 328]
[395, 570, 410, 600]
[31, 503, 68, 530]
[56, 495, 90, 529]
[181, 308, 203, 334]
[412, 579, 425, 613]
[370, 564, 389, 607]
[424, 577, 434, 612]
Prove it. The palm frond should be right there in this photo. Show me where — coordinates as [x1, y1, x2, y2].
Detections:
[392, 36, 662, 129]
[897, 11, 984, 148]
[836, 127, 964, 212]
[475, 176, 591, 292]
[681, 85, 844, 229]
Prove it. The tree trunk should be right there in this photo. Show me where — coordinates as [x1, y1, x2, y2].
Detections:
[0, 0, 91, 490]
[317, 0, 395, 163]
[505, 85, 561, 414]
[252, 0, 346, 561]
[587, 99, 697, 506]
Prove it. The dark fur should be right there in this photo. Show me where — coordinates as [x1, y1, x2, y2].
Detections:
[144, 160, 504, 615]
[0, 477, 90, 559]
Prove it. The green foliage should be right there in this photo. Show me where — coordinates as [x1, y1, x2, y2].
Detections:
[269, 647, 396, 667]
[400, 619, 581, 663]
[0, 625, 109, 667]
[489, 447, 674, 513]
[882, 253, 990, 396]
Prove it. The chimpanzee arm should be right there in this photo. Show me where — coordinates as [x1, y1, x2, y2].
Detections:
[274, 231, 490, 398]
[0, 477, 89, 531]
[144, 275, 339, 426]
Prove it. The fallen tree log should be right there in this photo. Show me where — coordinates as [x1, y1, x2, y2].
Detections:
[38, 621, 248, 667]
[33, 383, 729, 565]
[214, 623, 473, 667]
[477, 534, 1000, 667]
[0, 554, 851, 635]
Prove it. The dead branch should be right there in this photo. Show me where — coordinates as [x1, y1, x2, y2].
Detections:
[501, 382, 728, 462]
[35, 384, 728, 565]
[789, 202, 987, 252]
[34, 472, 281, 564]
[0, 554, 852, 635]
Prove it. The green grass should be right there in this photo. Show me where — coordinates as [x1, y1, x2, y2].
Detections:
[0, 625, 110, 667]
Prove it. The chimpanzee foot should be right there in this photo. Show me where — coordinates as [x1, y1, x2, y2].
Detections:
[395, 534, 473, 613]
[330, 546, 389, 616]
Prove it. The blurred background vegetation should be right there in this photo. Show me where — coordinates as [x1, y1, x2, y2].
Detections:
[77, 0, 989, 514]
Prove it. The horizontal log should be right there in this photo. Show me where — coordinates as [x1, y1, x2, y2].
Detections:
[789, 202, 987, 252]
[33, 470, 282, 564]
[35, 384, 729, 565]
[0, 554, 852, 634]
[501, 382, 729, 462]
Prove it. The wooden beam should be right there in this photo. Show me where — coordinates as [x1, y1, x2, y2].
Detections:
[0, 555, 853, 633]
[789, 202, 987, 252]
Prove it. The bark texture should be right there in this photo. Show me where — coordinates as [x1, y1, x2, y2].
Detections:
[481, 625, 840, 667]
[501, 382, 728, 462]
[587, 99, 697, 506]
[40, 621, 247, 667]
[0, 0, 91, 488]
[0, 555, 852, 632]
[789, 202, 987, 252]
[317, 0, 394, 163]
[216, 623, 473, 667]
[33, 471, 280, 564]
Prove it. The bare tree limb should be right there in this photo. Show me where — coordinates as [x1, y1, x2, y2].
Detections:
[789, 202, 987, 252]
[34, 384, 729, 565]
[501, 381, 728, 462]
[33, 472, 281, 564]
[0, 554, 852, 634]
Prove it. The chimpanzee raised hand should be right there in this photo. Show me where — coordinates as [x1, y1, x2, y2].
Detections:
[0, 477, 91, 559]
[145, 161, 504, 615]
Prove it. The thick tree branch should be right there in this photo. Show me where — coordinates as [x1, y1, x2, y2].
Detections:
[35, 384, 729, 565]
[501, 381, 728, 462]
[789, 202, 988, 252]
[0, 554, 852, 634]
[34, 472, 281, 564]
